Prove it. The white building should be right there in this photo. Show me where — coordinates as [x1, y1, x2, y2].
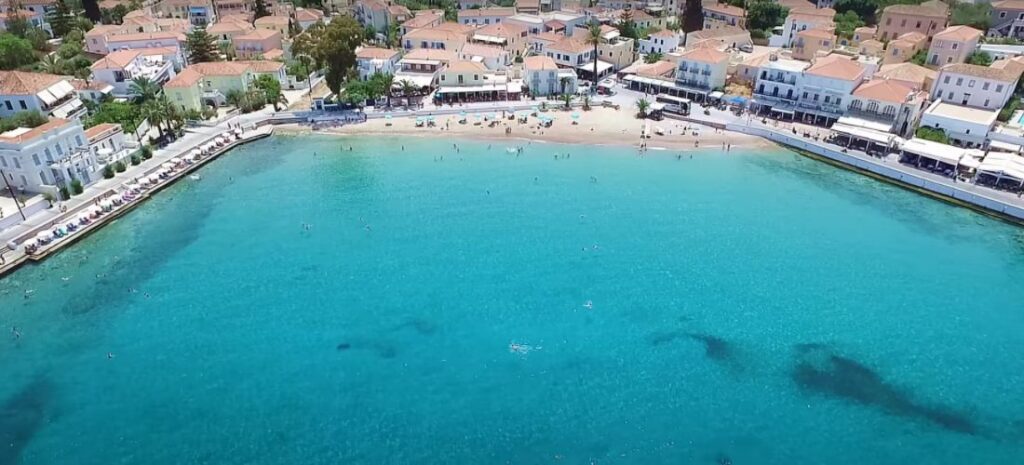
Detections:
[919, 100, 999, 148]
[0, 71, 85, 121]
[459, 43, 511, 70]
[780, 7, 835, 48]
[675, 47, 729, 102]
[0, 118, 99, 196]
[639, 30, 681, 56]
[847, 78, 929, 137]
[505, 14, 545, 35]
[457, 7, 515, 25]
[84, 123, 133, 166]
[89, 49, 177, 99]
[930, 63, 1022, 110]
[795, 55, 866, 125]
[752, 56, 810, 119]
[355, 47, 401, 80]
[523, 55, 577, 96]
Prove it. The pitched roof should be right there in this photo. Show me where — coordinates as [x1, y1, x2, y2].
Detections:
[90, 49, 141, 70]
[680, 47, 729, 64]
[403, 11, 443, 29]
[941, 62, 1018, 82]
[163, 68, 201, 88]
[703, 3, 744, 17]
[798, 28, 834, 40]
[401, 48, 457, 62]
[106, 31, 184, 42]
[637, 60, 676, 78]
[877, 62, 936, 88]
[896, 31, 927, 43]
[531, 31, 563, 42]
[523, 55, 558, 71]
[207, 19, 255, 35]
[254, 15, 290, 26]
[235, 28, 281, 40]
[0, 119, 72, 144]
[447, 60, 488, 72]
[649, 29, 678, 39]
[475, 22, 526, 38]
[262, 49, 284, 60]
[789, 7, 836, 21]
[236, 60, 285, 73]
[688, 25, 749, 41]
[294, 8, 324, 22]
[882, 1, 948, 18]
[356, 46, 400, 60]
[547, 37, 589, 54]
[458, 6, 514, 17]
[990, 56, 1024, 81]
[84, 123, 122, 141]
[404, 26, 467, 42]
[934, 25, 982, 42]
[461, 42, 506, 58]
[853, 78, 916, 103]
[993, 0, 1024, 10]
[0, 71, 66, 95]
[805, 54, 865, 81]
[189, 62, 252, 76]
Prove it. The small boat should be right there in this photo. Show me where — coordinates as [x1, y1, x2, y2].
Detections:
[189, 174, 202, 181]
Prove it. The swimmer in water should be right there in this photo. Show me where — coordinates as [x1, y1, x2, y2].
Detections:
[107, 352, 114, 359]
[583, 300, 593, 310]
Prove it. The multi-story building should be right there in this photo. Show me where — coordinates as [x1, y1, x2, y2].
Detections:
[882, 32, 927, 65]
[471, 22, 528, 57]
[89, 49, 177, 98]
[876, 62, 937, 91]
[394, 48, 457, 91]
[84, 123, 132, 167]
[752, 56, 810, 119]
[702, 3, 745, 30]
[231, 29, 283, 59]
[355, 47, 401, 80]
[505, 13, 545, 34]
[931, 62, 1022, 110]
[0, 71, 85, 120]
[792, 28, 834, 61]
[685, 25, 752, 50]
[523, 55, 577, 96]
[402, 23, 473, 51]
[919, 100, 998, 148]
[254, 15, 290, 36]
[459, 42, 512, 70]
[639, 29, 681, 56]
[295, 8, 325, 30]
[354, 0, 411, 32]
[780, 7, 835, 48]
[435, 60, 516, 103]
[158, 0, 216, 26]
[163, 61, 268, 111]
[989, 0, 1024, 40]
[875, 0, 948, 42]
[927, 26, 983, 67]
[852, 26, 876, 45]
[401, 11, 444, 36]
[0, 118, 99, 195]
[457, 6, 515, 26]
[675, 47, 729, 102]
[206, 18, 255, 52]
[97, 31, 187, 64]
[846, 78, 929, 137]
[795, 54, 865, 125]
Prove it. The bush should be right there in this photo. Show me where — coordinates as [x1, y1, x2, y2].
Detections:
[140, 145, 153, 160]
[113, 161, 126, 173]
[130, 154, 141, 165]
[59, 186, 70, 200]
[102, 164, 115, 179]
[70, 179, 83, 195]
[998, 98, 1020, 122]
[915, 126, 949, 144]
[42, 192, 55, 205]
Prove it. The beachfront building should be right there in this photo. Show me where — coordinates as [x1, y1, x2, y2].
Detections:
[927, 26, 983, 67]
[236, 60, 287, 85]
[89, 49, 177, 99]
[989, 1, 1024, 40]
[780, 7, 835, 48]
[674, 48, 729, 102]
[639, 29, 681, 56]
[882, 32, 927, 65]
[471, 22, 529, 57]
[930, 63, 1021, 110]
[434, 61, 520, 103]
[394, 48, 457, 92]
[546, 36, 614, 80]
[402, 24, 472, 51]
[751, 56, 809, 120]
[458, 6, 515, 25]
[84, 123, 132, 167]
[702, 3, 745, 30]
[158, 0, 216, 26]
[459, 43, 512, 70]
[844, 78, 929, 138]
[523, 55, 577, 96]
[876, 0, 948, 42]
[877, 62, 937, 91]
[231, 29, 283, 60]
[355, 47, 401, 80]
[163, 62, 262, 111]
[794, 55, 865, 126]
[0, 118, 99, 196]
[528, 31, 563, 54]
[792, 28, 835, 61]
[595, 34, 635, 73]
[919, 100, 999, 148]
[0, 71, 85, 121]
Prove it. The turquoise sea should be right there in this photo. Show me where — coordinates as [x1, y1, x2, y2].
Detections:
[1, 135, 1023, 465]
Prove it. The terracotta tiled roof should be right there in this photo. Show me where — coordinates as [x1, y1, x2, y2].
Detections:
[0, 71, 66, 95]
[70, 79, 114, 92]
[687, 25, 748, 41]
[106, 31, 184, 42]
[447, 60, 488, 72]
[0, 119, 71, 144]
[523, 55, 558, 70]
[883, 1, 947, 17]
[262, 49, 284, 60]
[853, 78, 916, 104]
[896, 31, 927, 43]
[295, 8, 323, 22]
[649, 29, 677, 39]
[401, 48, 457, 62]
[789, 7, 836, 21]
[189, 62, 252, 76]
[163, 68, 203, 88]
[681, 47, 729, 64]
[993, 0, 1024, 10]
[461, 42, 505, 58]
[403, 11, 443, 29]
[254, 15, 289, 26]
[547, 37, 590, 54]
[934, 25, 982, 42]
[637, 60, 676, 78]
[942, 63, 1018, 82]
[475, 22, 526, 38]
[235, 29, 281, 40]
[90, 49, 141, 70]
[876, 62, 936, 88]
[84, 123, 122, 141]
[531, 31, 563, 42]
[805, 54, 865, 81]
[356, 46, 400, 60]
[989, 56, 1024, 80]
[0, 9, 36, 20]
[703, 3, 744, 17]
[236, 60, 285, 73]
[458, 7, 515, 17]
[404, 27, 466, 42]
[207, 19, 255, 35]
[798, 28, 834, 40]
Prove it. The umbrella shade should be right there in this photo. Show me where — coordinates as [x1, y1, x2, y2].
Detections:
[571, 112, 580, 119]
[459, 111, 467, 117]
[385, 114, 393, 119]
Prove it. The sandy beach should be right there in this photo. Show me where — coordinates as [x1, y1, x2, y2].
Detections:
[276, 106, 774, 151]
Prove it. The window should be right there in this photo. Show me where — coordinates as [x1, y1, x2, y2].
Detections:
[866, 101, 878, 112]
[956, 78, 963, 85]
[824, 96, 831, 103]
[997, 84, 1005, 92]
[983, 82, 990, 90]
[916, 21, 921, 28]
[969, 80, 975, 88]
[802, 91, 808, 98]
[952, 43, 958, 50]
[13, 158, 21, 169]
[985, 99, 990, 107]
[38, 172, 46, 185]
[4, 101, 10, 110]
[882, 105, 896, 117]
[900, 19, 906, 27]
[32, 154, 40, 166]
[19, 100, 27, 109]
[0, 156, 6, 168]
[75, 135, 83, 146]
[947, 91, 953, 99]
[836, 98, 841, 106]
[943, 76, 950, 84]
[55, 143, 63, 155]
[44, 148, 51, 160]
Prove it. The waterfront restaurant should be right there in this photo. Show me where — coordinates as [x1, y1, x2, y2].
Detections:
[898, 137, 978, 177]
[433, 61, 522, 103]
[975, 152, 1024, 190]
[829, 116, 900, 155]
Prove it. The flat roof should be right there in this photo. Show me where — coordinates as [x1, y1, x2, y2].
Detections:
[924, 101, 999, 125]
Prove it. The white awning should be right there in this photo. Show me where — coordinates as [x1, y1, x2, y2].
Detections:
[401, 59, 441, 66]
[51, 98, 83, 118]
[472, 34, 507, 44]
[394, 73, 435, 88]
[836, 115, 892, 133]
[436, 83, 510, 94]
[574, 59, 615, 75]
[771, 107, 795, 115]
[36, 89, 57, 105]
[977, 152, 1024, 182]
[901, 138, 964, 165]
[831, 123, 895, 146]
[709, 91, 725, 99]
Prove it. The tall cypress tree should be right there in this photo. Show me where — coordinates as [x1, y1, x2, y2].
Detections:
[254, 0, 270, 19]
[186, 28, 219, 63]
[48, 0, 74, 38]
[682, 0, 703, 33]
[82, 0, 101, 23]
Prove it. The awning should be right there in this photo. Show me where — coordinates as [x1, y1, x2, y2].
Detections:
[575, 59, 615, 76]
[770, 107, 795, 116]
[901, 138, 964, 165]
[394, 73, 435, 88]
[472, 34, 507, 44]
[51, 98, 83, 118]
[436, 83, 509, 94]
[836, 116, 892, 133]
[831, 123, 895, 146]
[977, 152, 1024, 182]
[709, 91, 725, 99]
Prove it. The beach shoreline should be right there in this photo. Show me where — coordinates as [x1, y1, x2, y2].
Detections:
[275, 107, 775, 152]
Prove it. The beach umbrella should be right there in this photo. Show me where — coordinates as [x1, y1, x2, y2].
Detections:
[571, 111, 580, 120]
[385, 113, 393, 120]
[459, 110, 467, 117]
[427, 115, 436, 122]
[489, 113, 497, 120]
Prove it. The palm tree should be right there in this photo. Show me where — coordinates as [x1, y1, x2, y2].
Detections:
[559, 76, 572, 96]
[129, 77, 161, 103]
[270, 92, 288, 111]
[225, 89, 244, 108]
[38, 54, 62, 74]
[584, 22, 605, 90]
[399, 79, 417, 107]
[561, 93, 574, 110]
[635, 97, 650, 118]
[376, 72, 395, 108]
[142, 99, 167, 139]
[581, 94, 591, 111]
[644, 52, 664, 64]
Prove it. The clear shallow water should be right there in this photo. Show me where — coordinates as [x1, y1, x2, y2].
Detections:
[2, 135, 1023, 465]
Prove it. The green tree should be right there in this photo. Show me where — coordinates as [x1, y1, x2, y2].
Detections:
[25, 27, 49, 51]
[254, 0, 270, 19]
[910, 49, 927, 66]
[399, 78, 417, 106]
[82, 0, 101, 22]
[682, 0, 702, 32]
[0, 34, 36, 70]
[835, 0, 879, 25]
[186, 27, 219, 63]
[319, 16, 364, 94]
[644, 51, 664, 64]
[3, 11, 31, 37]
[951, 2, 991, 31]
[254, 74, 286, 110]
[560, 93, 574, 110]
[129, 76, 161, 102]
[48, 0, 75, 38]
[37, 54, 63, 74]
[635, 97, 650, 118]
[615, 10, 639, 39]
[0, 111, 48, 132]
[966, 51, 993, 66]
[747, 0, 788, 33]
[363, 24, 377, 42]
[142, 98, 167, 138]
[915, 126, 948, 144]
[87, 101, 144, 132]
[834, 10, 865, 40]
[584, 22, 605, 88]
[371, 72, 395, 107]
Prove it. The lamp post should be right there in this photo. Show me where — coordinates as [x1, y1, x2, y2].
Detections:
[0, 169, 27, 221]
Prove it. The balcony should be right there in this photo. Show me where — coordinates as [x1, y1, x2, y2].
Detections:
[759, 73, 797, 85]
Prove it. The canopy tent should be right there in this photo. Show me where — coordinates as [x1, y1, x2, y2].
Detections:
[977, 152, 1024, 183]
[50, 98, 83, 118]
[831, 122, 896, 146]
[836, 116, 892, 133]
[901, 138, 965, 166]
